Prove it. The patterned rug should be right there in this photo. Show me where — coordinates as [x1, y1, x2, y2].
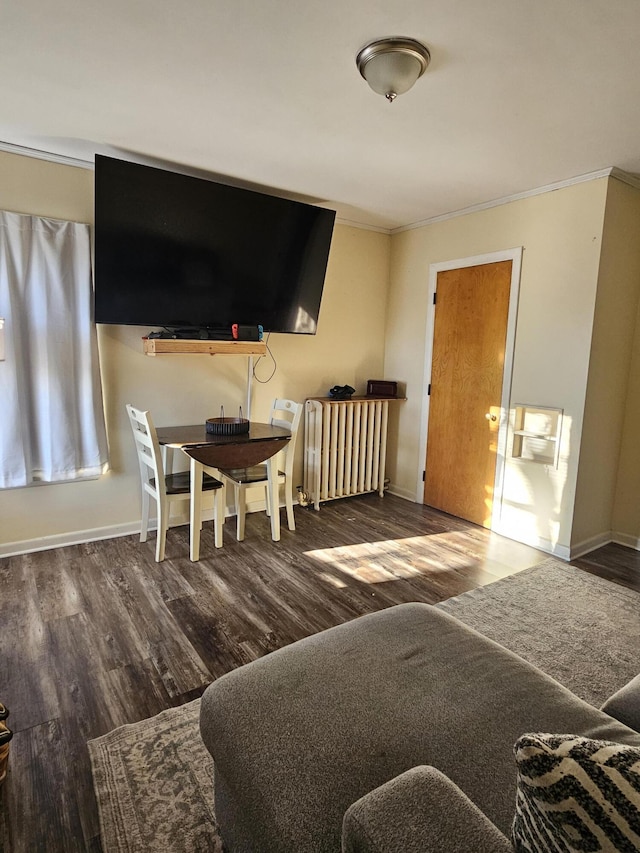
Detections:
[89, 698, 220, 853]
[88, 558, 640, 852]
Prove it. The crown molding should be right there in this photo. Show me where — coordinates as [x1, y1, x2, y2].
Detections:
[610, 166, 640, 190]
[0, 139, 94, 169]
[392, 167, 625, 234]
[335, 217, 390, 233]
[0, 140, 392, 233]
[2, 139, 638, 234]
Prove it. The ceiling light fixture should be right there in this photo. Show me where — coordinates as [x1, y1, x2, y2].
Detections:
[356, 37, 431, 103]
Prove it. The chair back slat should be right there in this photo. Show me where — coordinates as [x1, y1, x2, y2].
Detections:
[126, 404, 167, 499]
[269, 398, 303, 478]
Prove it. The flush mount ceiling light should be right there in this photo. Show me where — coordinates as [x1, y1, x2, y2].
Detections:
[356, 36, 431, 103]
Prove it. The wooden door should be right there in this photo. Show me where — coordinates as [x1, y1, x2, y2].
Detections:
[424, 261, 512, 527]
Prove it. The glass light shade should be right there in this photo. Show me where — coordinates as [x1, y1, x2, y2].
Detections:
[362, 52, 423, 97]
[356, 37, 431, 101]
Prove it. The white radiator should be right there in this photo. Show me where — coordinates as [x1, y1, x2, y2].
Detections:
[303, 398, 389, 510]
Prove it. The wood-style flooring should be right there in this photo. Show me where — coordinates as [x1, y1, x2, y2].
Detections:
[0, 493, 637, 852]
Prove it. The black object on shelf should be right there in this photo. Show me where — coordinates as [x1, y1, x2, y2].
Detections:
[147, 324, 263, 341]
[328, 384, 355, 401]
[147, 327, 235, 340]
[366, 380, 398, 398]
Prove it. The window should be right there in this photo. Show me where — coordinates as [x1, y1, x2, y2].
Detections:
[0, 210, 108, 488]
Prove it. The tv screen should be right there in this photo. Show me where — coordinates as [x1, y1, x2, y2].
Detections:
[93, 155, 336, 334]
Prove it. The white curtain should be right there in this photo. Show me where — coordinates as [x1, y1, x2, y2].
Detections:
[0, 210, 109, 488]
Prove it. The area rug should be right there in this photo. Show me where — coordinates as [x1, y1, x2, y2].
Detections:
[89, 699, 219, 853]
[89, 557, 640, 853]
[435, 557, 640, 706]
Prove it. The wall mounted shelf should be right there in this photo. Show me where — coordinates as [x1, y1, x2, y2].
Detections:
[143, 338, 266, 357]
[512, 405, 563, 467]
[142, 337, 267, 418]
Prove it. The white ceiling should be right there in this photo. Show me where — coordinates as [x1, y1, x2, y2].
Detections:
[3, 0, 640, 230]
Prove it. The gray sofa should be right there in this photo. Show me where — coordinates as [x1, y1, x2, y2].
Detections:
[199, 603, 640, 852]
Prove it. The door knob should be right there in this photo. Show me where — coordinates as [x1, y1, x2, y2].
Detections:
[485, 413, 497, 422]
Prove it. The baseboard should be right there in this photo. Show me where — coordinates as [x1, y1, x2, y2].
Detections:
[387, 492, 575, 559]
[384, 491, 576, 560]
[0, 512, 216, 557]
[0, 521, 144, 558]
[386, 484, 416, 501]
[534, 537, 571, 562]
[569, 531, 613, 560]
[490, 521, 571, 561]
[564, 530, 640, 559]
[568, 530, 640, 558]
[0, 498, 295, 558]
[7, 500, 630, 561]
[494, 526, 640, 561]
[610, 531, 640, 551]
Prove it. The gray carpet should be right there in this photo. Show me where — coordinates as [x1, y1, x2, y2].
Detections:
[435, 557, 640, 706]
[89, 557, 640, 853]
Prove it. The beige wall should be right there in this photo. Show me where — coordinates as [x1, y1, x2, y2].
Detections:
[609, 183, 640, 545]
[385, 178, 609, 557]
[572, 178, 640, 550]
[0, 150, 390, 552]
[0, 151, 93, 222]
[614, 307, 640, 544]
[5, 146, 640, 560]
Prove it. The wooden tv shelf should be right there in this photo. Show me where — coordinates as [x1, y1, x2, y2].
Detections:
[143, 337, 267, 356]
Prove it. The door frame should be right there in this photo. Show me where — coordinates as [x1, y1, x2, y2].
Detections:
[416, 247, 523, 531]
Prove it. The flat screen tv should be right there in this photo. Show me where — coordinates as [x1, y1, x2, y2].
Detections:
[93, 155, 336, 335]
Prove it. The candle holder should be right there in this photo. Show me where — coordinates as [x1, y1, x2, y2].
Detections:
[206, 405, 250, 436]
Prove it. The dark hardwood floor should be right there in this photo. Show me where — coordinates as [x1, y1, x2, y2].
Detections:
[0, 493, 637, 852]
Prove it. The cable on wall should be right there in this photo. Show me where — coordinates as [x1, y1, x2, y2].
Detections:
[252, 332, 277, 383]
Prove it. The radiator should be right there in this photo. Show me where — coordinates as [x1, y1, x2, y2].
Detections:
[303, 398, 389, 510]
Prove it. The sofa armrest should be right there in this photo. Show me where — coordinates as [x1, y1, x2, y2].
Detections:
[342, 765, 512, 853]
[601, 674, 640, 733]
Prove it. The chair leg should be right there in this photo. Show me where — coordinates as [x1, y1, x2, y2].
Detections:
[214, 488, 224, 549]
[189, 459, 203, 563]
[140, 490, 150, 542]
[236, 485, 246, 542]
[284, 480, 295, 531]
[266, 456, 281, 542]
[156, 500, 168, 562]
[162, 446, 175, 475]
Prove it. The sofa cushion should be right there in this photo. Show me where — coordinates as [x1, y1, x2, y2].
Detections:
[512, 733, 640, 852]
[342, 765, 512, 853]
[601, 675, 640, 734]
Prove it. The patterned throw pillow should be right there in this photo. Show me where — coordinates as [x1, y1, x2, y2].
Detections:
[512, 733, 640, 852]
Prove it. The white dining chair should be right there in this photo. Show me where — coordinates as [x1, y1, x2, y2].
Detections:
[218, 398, 303, 541]
[126, 404, 225, 561]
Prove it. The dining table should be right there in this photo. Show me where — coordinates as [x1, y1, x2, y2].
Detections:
[156, 421, 291, 561]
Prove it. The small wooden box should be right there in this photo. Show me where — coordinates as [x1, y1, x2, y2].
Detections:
[366, 380, 397, 398]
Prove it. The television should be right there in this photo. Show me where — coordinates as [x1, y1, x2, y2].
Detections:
[93, 155, 336, 335]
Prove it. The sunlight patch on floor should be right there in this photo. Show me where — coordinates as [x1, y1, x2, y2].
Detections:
[304, 534, 473, 584]
[318, 571, 348, 588]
